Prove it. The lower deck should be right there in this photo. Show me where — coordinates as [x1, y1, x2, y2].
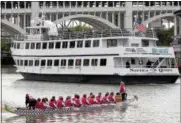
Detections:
[20, 73, 179, 84]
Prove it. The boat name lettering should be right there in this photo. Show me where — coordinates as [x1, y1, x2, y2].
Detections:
[130, 68, 149, 72]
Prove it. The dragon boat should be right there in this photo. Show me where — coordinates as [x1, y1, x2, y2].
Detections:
[4, 95, 138, 116]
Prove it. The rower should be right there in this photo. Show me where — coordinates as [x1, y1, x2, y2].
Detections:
[35, 98, 41, 109]
[95, 92, 102, 104]
[88, 95, 96, 105]
[49, 98, 56, 108]
[74, 95, 81, 107]
[102, 92, 109, 103]
[81, 94, 89, 105]
[65, 96, 72, 107]
[108, 92, 115, 103]
[57, 96, 64, 108]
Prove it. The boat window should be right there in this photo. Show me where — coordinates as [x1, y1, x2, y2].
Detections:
[17, 60, 19, 66]
[61, 59, 66, 66]
[14, 43, 17, 49]
[54, 59, 59, 66]
[142, 39, 149, 47]
[131, 43, 139, 47]
[36, 43, 41, 49]
[70, 41, 75, 48]
[91, 59, 98, 66]
[20, 60, 23, 66]
[17, 43, 20, 49]
[62, 42, 68, 48]
[83, 59, 89, 66]
[68, 59, 74, 66]
[55, 42, 61, 49]
[85, 40, 91, 48]
[75, 59, 81, 66]
[29, 60, 33, 66]
[25, 43, 29, 49]
[49, 42, 54, 49]
[35, 60, 39, 66]
[31, 43, 35, 49]
[43, 43, 47, 49]
[100, 59, 107, 66]
[47, 60, 52, 66]
[41, 60, 46, 66]
[93, 40, 99, 47]
[25, 60, 28, 66]
[107, 39, 117, 47]
[77, 41, 83, 48]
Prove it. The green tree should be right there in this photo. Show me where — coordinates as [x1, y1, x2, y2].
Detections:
[155, 27, 174, 46]
[71, 25, 89, 31]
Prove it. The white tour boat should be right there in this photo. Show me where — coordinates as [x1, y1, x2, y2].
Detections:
[10, 18, 180, 84]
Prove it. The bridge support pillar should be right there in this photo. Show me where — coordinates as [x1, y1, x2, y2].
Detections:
[124, 2, 132, 31]
[31, 2, 39, 21]
[179, 17, 181, 35]
[174, 15, 177, 36]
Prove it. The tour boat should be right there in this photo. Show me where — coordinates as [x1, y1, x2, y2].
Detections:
[10, 18, 180, 84]
[5, 95, 138, 116]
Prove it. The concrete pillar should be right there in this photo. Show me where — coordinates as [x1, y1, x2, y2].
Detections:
[24, 14, 26, 29]
[5, 2, 6, 9]
[17, 14, 20, 26]
[124, 2, 133, 30]
[174, 15, 177, 36]
[24, 1, 26, 8]
[179, 17, 181, 35]
[106, 11, 108, 21]
[31, 2, 39, 21]
[118, 12, 121, 28]
[11, 2, 13, 9]
[142, 11, 144, 21]
[112, 12, 115, 24]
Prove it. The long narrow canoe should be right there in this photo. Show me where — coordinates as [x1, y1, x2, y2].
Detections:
[5, 95, 138, 116]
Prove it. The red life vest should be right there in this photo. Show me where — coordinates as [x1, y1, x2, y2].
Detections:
[102, 96, 108, 103]
[96, 96, 102, 104]
[74, 98, 81, 107]
[65, 99, 72, 107]
[108, 95, 114, 103]
[57, 100, 64, 108]
[120, 85, 126, 93]
[35, 101, 41, 109]
[39, 101, 45, 109]
[81, 97, 88, 105]
[49, 101, 56, 108]
[88, 98, 95, 104]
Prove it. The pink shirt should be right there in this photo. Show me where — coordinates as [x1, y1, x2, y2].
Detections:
[108, 95, 115, 103]
[81, 97, 88, 105]
[96, 96, 102, 104]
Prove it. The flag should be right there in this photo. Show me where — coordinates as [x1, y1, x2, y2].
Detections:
[135, 18, 146, 32]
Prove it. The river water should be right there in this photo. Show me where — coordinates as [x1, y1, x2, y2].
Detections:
[1, 66, 180, 123]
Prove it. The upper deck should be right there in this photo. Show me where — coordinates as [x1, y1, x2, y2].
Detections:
[13, 28, 157, 41]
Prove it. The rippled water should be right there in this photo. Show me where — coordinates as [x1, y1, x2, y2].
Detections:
[2, 66, 180, 123]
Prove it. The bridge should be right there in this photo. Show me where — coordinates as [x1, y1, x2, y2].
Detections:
[1, 1, 181, 36]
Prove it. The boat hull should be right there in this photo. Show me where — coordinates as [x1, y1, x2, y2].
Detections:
[20, 73, 179, 84]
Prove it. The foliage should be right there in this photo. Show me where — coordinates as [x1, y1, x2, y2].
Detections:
[1, 40, 12, 53]
[71, 25, 89, 31]
[155, 27, 174, 46]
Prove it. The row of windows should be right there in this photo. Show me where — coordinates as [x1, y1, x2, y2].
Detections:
[16, 58, 107, 67]
[13, 40, 100, 49]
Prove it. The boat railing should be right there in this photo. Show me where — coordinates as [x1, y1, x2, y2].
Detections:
[13, 29, 157, 41]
